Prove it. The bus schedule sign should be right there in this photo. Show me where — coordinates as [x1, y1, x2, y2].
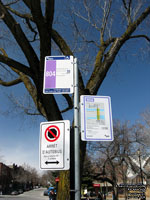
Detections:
[43, 56, 74, 94]
[80, 95, 113, 141]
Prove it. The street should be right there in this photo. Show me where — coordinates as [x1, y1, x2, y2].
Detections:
[0, 188, 48, 200]
[1, 188, 150, 200]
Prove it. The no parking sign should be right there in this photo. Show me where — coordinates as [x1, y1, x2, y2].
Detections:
[40, 120, 70, 170]
[45, 125, 60, 142]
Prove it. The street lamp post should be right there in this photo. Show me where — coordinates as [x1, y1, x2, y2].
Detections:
[137, 149, 144, 185]
[102, 165, 106, 200]
[137, 149, 146, 200]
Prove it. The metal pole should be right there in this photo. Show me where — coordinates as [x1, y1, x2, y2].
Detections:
[139, 153, 144, 185]
[74, 58, 80, 200]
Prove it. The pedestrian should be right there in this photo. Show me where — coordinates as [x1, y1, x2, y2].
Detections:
[49, 190, 56, 200]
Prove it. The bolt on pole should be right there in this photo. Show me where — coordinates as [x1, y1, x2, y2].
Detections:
[74, 58, 81, 200]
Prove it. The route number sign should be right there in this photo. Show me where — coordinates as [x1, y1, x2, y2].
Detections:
[80, 95, 113, 141]
[43, 56, 74, 94]
[40, 120, 70, 170]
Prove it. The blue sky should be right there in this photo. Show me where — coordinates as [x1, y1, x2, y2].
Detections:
[0, 1, 150, 172]
[100, 57, 150, 122]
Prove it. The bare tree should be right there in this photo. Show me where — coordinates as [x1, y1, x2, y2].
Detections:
[21, 163, 40, 186]
[40, 171, 56, 187]
[0, 1, 150, 199]
[88, 120, 149, 199]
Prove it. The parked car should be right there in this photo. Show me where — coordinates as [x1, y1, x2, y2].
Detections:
[18, 189, 23, 194]
[11, 190, 18, 195]
[43, 189, 49, 196]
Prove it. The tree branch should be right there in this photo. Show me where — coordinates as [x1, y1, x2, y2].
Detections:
[86, 6, 150, 94]
[73, 19, 99, 47]
[60, 94, 73, 113]
[22, 0, 31, 9]
[122, 0, 133, 25]
[52, 29, 73, 56]
[0, 48, 46, 116]
[45, 0, 55, 31]
[104, 37, 116, 47]
[129, 35, 150, 42]
[122, 0, 128, 10]
[0, 77, 22, 86]
[0, 1, 39, 75]
[6, 5, 33, 20]
[5, 6, 37, 42]
[28, 0, 45, 36]
[19, 72, 47, 118]
[24, 109, 41, 116]
[52, 29, 85, 94]
[4, 0, 20, 7]
[24, 0, 52, 68]
[100, 0, 112, 43]
[0, 54, 32, 77]
[25, 18, 38, 42]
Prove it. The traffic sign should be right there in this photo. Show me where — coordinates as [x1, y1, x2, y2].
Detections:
[55, 177, 60, 182]
[80, 95, 113, 141]
[93, 184, 100, 187]
[45, 125, 60, 142]
[43, 56, 74, 94]
[40, 120, 70, 170]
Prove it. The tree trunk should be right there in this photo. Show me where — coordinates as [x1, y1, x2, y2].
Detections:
[57, 171, 70, 200]
[113, 186, 118, 200]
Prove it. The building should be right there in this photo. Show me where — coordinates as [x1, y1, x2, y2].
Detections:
[0, 162, 37, 194]
[0, 162, 12, 194]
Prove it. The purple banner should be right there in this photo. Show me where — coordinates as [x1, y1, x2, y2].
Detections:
[45, 60, 56, 89]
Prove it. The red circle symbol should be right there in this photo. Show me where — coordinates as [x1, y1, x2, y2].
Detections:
[45, 125, 60, 142]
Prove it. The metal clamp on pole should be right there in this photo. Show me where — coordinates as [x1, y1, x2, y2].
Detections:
[70, 190, 79, 193]
[74, 58, 81, 200]
[74, 107, 79, 110]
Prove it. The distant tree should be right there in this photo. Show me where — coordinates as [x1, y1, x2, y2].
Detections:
[12, 163, 39, 188]
[40, 171, 58, 187]
[0, 1, 150, 199]
[22, 163, 39, 187]
[88, 120, 149, 200]
[141, 108, 150, 143]
[81, 154, 95, 193]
